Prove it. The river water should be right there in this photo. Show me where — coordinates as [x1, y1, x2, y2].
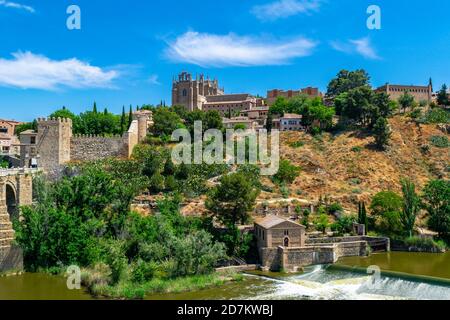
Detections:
[1, 252, 449, 300]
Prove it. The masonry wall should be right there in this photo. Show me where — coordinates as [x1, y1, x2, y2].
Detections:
[0, 245, 23, 273]
[70, 135, 128, 162]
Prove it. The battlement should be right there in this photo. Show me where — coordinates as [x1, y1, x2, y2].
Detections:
[72, 134, 123, 139]
[37, 117, 73, 124]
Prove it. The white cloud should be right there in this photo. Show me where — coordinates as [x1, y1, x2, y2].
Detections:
[251, 0, 321, 21]
[0, 52, 119, 90]
[165, 31, 318, 67]
[0, 0, 35, 13]
[147, 74, 160, 85]
[331, 37, 380, 60]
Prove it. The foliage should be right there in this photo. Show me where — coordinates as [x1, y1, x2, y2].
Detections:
[430, 135, 449, 148]
[370, 191, 403, 236]
[272, 159, 301, 185]
[437, 84, 449, 106]
[14, 120, 38, 135]
[331, 215, 356, 236]
[151, 107, 184, 137]
[422, 180, 450, 241]
[421, 108, 450, 124]
[357, 202, 368, 233]
[314, 214, 330, 234]
[0, 156, 9, 168]
[400, 178, 421, 237]
[326, 69, 370, 99]
[373, 117, 391, 150]
[402, 237, 447, 252]
[398, 92, 415, 113]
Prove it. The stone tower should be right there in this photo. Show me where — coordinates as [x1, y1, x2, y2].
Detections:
[36, 117, 72, 176]
[172, 72, 224, 111]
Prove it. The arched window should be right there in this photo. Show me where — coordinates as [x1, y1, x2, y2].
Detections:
[284, 237, 289, 247]
[182, 89, 187, 97]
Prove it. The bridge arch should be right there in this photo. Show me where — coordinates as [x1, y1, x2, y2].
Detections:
[5, 182, 18, 220]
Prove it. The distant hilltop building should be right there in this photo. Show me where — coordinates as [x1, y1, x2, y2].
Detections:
[172, 72, 263, 116]
[266, 87, 322, 106]
[375, 79, 433, 103]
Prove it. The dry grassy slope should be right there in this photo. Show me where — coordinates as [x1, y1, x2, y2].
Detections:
[277, 116, 449, 211]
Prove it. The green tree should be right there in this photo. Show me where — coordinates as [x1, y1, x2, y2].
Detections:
[206, 173, 259, 256]
[398, 92, 415, 113]
[49, 106, 76, 120]
[400, 178, 421, 237]
[93, 102, 98, 114]
[422, 179, 450, 241]
[128, 105, 133, 128]
[120, 106, 126, 134]
[151, 108, 184, 137]
[326, 69, 370, 99]
[272, 159, 301, 185]
[437, 84, 449, 106]
[373, 117, 391, 150]
[370, 191, 403, 235]
[358, 201, 368, 233]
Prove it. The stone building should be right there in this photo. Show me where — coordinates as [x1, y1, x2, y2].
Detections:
[255, 215, 389, 272]
[222, 117, 259, 130]
[172, 72, 224, 111]
[255, 215, 306, 249]
[18, 111, 152, 177]
[272, 113, 304, 131]
[375, 79, 433, 103]
[0, 119, 22, 154]
[266, 87, 322, 106]
[171, 72, 260, 116]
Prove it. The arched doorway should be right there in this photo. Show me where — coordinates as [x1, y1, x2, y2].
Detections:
[6, 184, 17, 221]
[284, 237, 290, 247]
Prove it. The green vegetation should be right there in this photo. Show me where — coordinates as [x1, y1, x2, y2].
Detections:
[421, 108, 450, 124]
[398, 92, 415, 113]
[0, 156, 9, 168]
[370, 191, 403, 236]
[422, 180, 450, 242]
[326, 69, 370, 99]
[400, 178, 421, 238]
[430, 135, 449, 148]
[272, 159, 301, 185]
[437, 84, 449, 107]
[373, 117, 392, 150]
[14, 120, 38, 135]
[270, 96, 335, 132]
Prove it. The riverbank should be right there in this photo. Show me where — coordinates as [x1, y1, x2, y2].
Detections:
[81, 267, 244, 299]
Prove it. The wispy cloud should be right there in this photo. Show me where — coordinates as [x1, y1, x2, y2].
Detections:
[0, 52, 119, 90]
[147, 74, 160, 85]
[251, 0, 321, 21]
[0, 0, 35, 13]
[331, 37, 380, 60]
[165, 31, 318, 67]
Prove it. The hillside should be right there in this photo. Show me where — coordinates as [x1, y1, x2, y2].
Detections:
[266, 116, 448, 211]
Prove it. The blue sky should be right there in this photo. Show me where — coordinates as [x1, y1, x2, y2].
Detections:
[0, 0, 449, 121]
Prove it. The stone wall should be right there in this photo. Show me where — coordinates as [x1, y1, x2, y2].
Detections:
[0, 245, 23, 273]
[260, 239, 377, 272]
[70, 135, 128, 162]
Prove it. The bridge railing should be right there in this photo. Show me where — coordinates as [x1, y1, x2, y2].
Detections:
[0, 168, 41, 177]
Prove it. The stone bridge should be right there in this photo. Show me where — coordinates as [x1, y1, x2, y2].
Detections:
[0, 168, 37, 272]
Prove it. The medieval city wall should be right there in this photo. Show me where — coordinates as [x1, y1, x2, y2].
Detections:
[70, 135, 128, 162]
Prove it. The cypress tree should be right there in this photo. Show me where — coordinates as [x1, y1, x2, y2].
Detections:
[93, 102, 98, 114]
[128, 105, 133, 127]
[104, 108, 108, 115]
[120, 106, 126, 133]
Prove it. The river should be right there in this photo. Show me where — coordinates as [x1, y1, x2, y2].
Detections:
[1, 252, 449, 300]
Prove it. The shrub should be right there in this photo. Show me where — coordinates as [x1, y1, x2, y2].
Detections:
[351, 146, 363, 153]
[430, 135, 449, 148]
[422, 108, 450, 124]
[272, 159, 301, 185]
[289, 141, 304, 148]
[403, 237, 447, 252]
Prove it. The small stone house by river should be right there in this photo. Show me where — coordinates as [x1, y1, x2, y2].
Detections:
[255, 215, 390, 272]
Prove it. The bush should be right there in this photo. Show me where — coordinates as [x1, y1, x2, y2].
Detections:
[351, 146, 363, 153]
[272, 159, 301, 185]
[430, 135, 449, 148]
[289, 141, 304, 148]
[422, 108, 450, 124]
[403, 237, 447, 252]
